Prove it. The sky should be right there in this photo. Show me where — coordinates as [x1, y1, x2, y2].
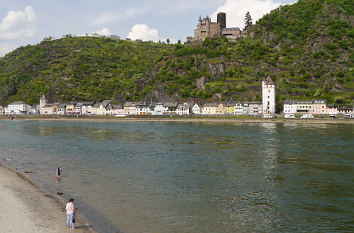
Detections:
[0, 0, 297, 56]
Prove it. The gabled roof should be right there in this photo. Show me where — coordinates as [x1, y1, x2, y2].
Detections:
[75, 102, 85, 108]
[92, 103, 100, 108]
[203, 103, 218, 107]
[164, 102, 178, 108]
[226, 100, 235, 106]
[124, 101, 136, 107]
[264, 77, 274, 85]
[112, 104, 123, 109]
[101, 100, 112, 108]
[9, 101, 26, 105]
[177, 103, 190, 108]
[82, 101, 95, 106]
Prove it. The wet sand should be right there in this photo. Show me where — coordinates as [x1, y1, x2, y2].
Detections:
[0, 165, 95, 233]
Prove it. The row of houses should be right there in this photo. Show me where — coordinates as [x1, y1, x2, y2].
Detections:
[38, 98, 264, 116]
[1, 98, 352, 117]
[283, 100, 353, 116]
[0, 97, 265, 116]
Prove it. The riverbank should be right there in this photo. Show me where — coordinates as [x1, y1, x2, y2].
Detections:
[1, 115, 354, 124]
[0, 164, 95, 233]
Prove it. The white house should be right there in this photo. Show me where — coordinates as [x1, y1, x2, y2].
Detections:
[5, 101, 31, 115]
[191, 103, 201, 115]
[164, 102, 178, 115]
[124, 102, 137, 115]
[0, 105, 3, 115]
[176, 103, 190, 115]
[234, 103, 244, 115]
[97, 100, 112, 115]
[283, 100, 297, 115]
[81, 102, 95, 115]
[147, 104, 155, 115]
[136, 102, 148, 115]
[262, 77, 276, 115]
[113, 105, 125, 115]
[57, 103, 67, 115]
[153, 103, 167, 115]
[326, 104, 338, 115]
[242, 103, 250, 115]
[249, 102, 263, 116]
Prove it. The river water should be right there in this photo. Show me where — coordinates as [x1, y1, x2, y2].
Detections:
[0, 120, 353, 233]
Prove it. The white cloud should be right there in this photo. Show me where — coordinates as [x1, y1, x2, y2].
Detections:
[93, 7, 148, 25]
[127, 24, 160, 42]
[212, 0, 281, 29]
[0, 43, 14, 57]
[0, 6, 36, 40]
[93, 28, 111, 36]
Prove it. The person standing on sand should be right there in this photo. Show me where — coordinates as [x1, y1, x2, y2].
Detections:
[56, 164, 62, 180]
[72, 207, 78, 229]
[65, 199, 75, 229]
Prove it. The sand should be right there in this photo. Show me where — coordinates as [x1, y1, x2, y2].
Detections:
[0, 165, 95, 233]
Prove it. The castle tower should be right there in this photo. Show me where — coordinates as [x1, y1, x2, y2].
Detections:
[262, 77, 275, 115]
[217, 12, 226, 29]
[40, 94, 47, 115]
[205, 16, 210, 38]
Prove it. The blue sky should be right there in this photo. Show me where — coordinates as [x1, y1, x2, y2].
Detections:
[0, 0, 297, 56]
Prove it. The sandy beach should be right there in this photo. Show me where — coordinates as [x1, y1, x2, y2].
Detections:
[0, 165, 94, 233]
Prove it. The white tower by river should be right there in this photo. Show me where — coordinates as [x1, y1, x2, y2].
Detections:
[39, 94, 47, 115]
[262, 77, 275, 115]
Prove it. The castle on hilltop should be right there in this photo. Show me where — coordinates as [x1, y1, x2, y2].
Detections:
[187, 12, 243, 42]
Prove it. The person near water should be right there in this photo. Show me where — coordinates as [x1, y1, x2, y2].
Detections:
[56, 164, 62, 180]
[72, 207, 78, 229]
[65, 199, 75, 229]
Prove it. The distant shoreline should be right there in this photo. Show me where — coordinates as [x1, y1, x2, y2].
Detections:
[1, 115, 353, 124]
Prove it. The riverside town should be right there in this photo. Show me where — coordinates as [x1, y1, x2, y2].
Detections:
[1, 77, 353, 119]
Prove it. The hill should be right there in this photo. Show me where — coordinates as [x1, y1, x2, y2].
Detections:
[0, 0, 353, 109]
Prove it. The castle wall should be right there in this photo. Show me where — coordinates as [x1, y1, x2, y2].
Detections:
[194, 21, 221, 41]
[189, 13, 242, 42]
[222, 28, 241, 38]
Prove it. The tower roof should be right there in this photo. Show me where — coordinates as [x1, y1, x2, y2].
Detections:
[264, 77, 274, 85]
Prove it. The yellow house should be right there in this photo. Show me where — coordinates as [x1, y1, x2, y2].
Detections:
[216, 103, 226, 115]
[42, 104, 54, 115]
[202, 103, 217, 115]
[66, 103, 75, 115]
[225, 100, 235, 114]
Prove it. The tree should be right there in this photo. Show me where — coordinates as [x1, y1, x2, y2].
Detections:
[166, 38, 170, 44]
[244, 12, 253, 30]
[177, 39, 181, 44]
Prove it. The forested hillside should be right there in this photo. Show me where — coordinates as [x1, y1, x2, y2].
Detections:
[0, 0, 353, 108]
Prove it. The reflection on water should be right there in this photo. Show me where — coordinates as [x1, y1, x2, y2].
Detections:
[0, 120, 353, 233]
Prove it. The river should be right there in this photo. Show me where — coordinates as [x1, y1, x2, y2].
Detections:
[0, 120, 353, 233]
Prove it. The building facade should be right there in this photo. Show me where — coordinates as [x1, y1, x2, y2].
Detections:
[262, 77, 276, 115]
[188, 13, 242, 42]
[5, 102, 31, 115]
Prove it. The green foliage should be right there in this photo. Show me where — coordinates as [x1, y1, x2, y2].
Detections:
[0, 0, 353, 107]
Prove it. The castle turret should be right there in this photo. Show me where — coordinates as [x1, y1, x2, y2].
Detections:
[217, 12, 226, 29]
[262, 77, 276, 115]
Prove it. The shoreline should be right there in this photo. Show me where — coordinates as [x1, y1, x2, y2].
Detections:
[0, 115, 353, 124]
[0, 163, 97, 233]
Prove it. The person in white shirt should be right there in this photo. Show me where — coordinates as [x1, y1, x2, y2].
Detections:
[65, 199, 75, 229]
